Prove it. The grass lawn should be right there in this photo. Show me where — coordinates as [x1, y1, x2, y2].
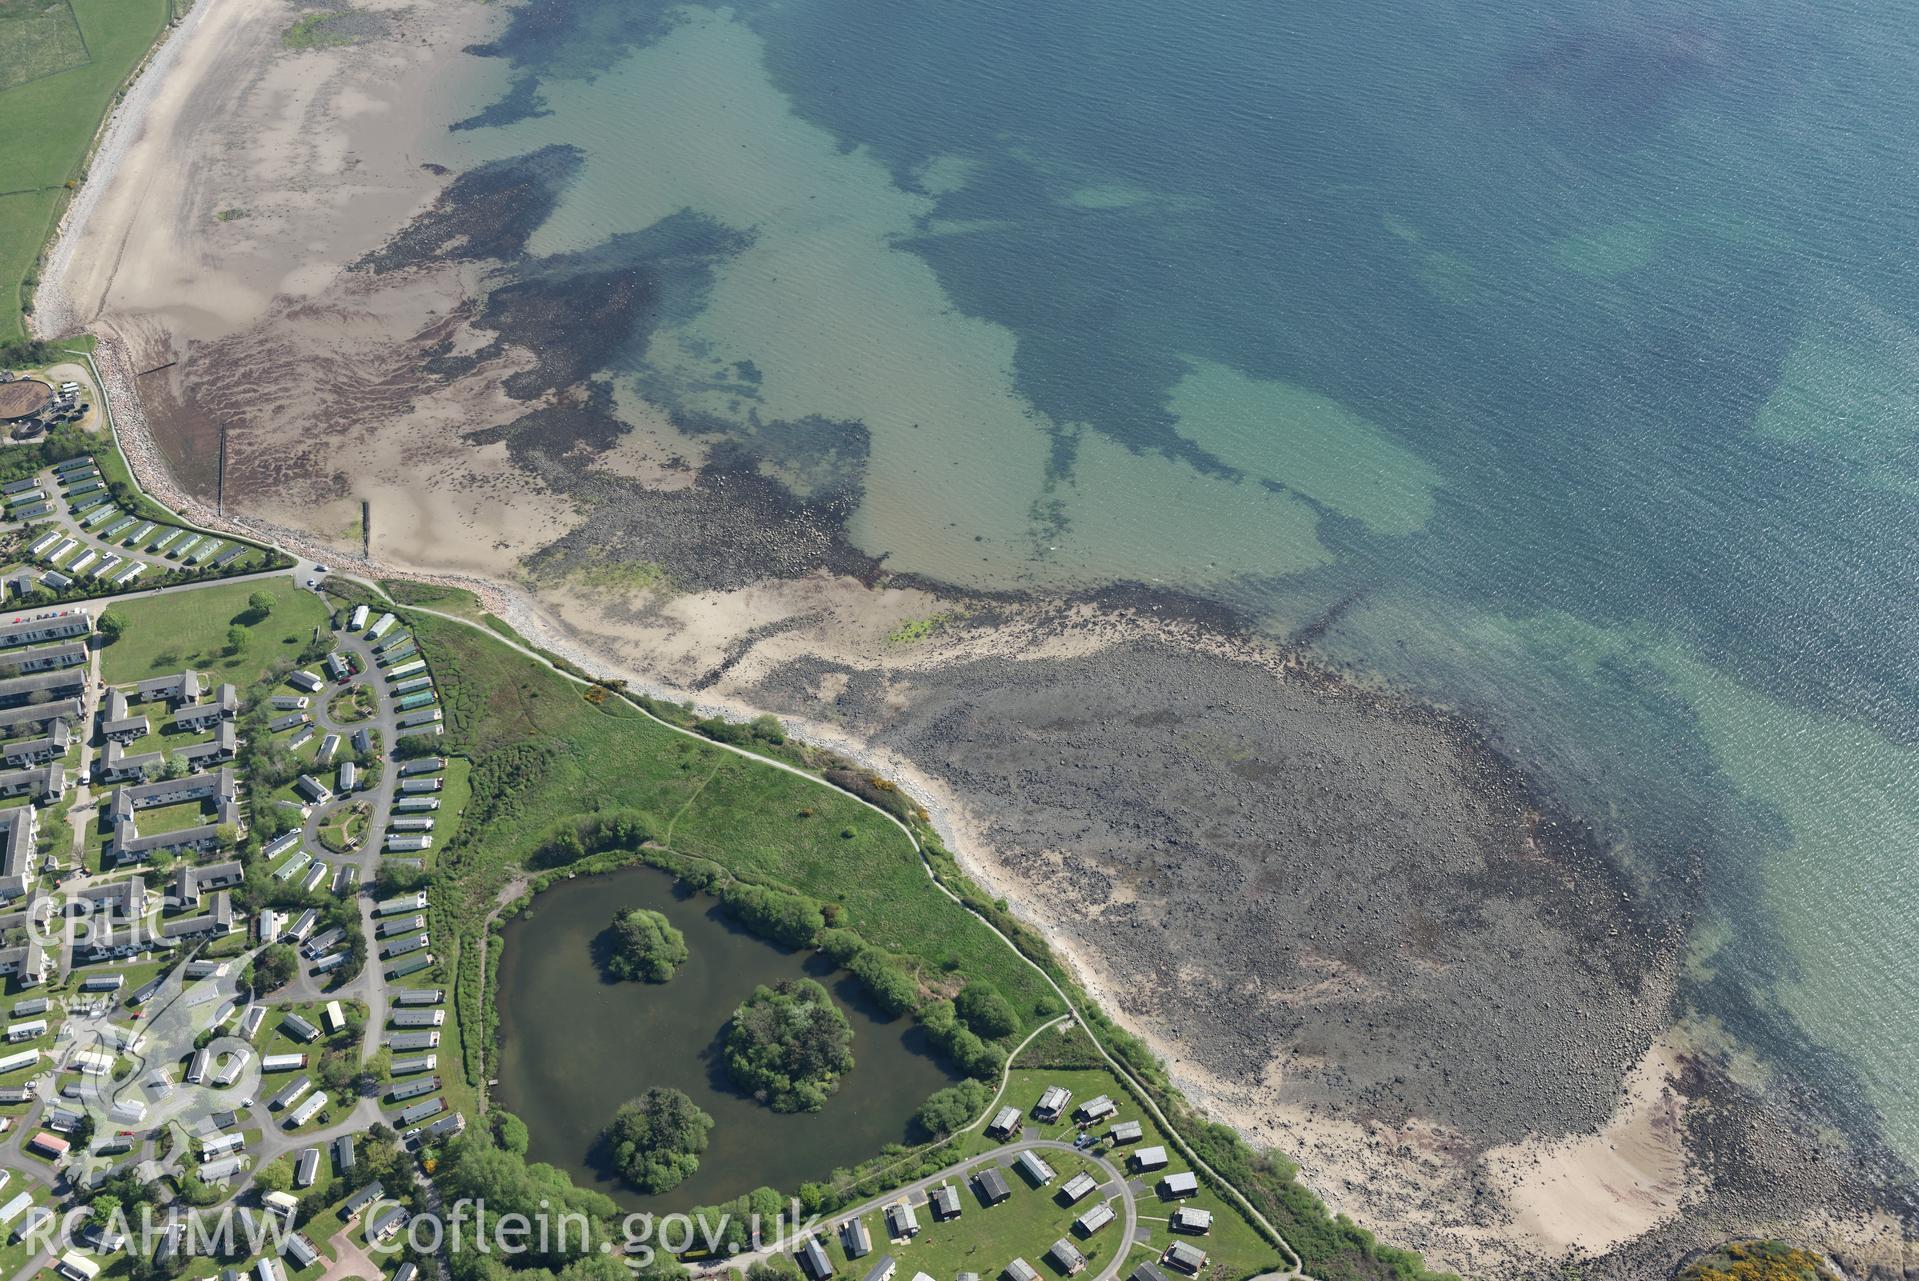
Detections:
[99, 577, 327, 684]
[819, 1149, 1119, 1281]
[326, 686, 374, 723]
[316, 804, 366, 853]
[0, 0, 174, 341]
[128, 798, 217, 836]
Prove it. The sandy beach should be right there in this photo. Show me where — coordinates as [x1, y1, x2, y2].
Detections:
[32, 1, 1919, 1276]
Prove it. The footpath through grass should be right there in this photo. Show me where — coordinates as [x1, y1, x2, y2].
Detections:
[0, 0, 173, 341]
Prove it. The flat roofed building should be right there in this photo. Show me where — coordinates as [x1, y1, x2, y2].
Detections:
[268, 1077, 312, 1112]
[1129, 1267, 1170, 1281]
[378, 915, 426, 938]
[1002, 1261, 1039, 1281]
[1161, 1172, 1199, 1199]
[200, 1155, 245, 1182]
[1110, 1120, 1143, 1144]
[860, 1258, 895, 1281]
[295, 1148, 321, 1187]
[285, 1092, 327, 1127]
[1170, 1207, 1212, 1234]
[1132, 1145, 1168, 1171]
[386, 1075, 438, 1102]
[55, 1253, 98, 1281]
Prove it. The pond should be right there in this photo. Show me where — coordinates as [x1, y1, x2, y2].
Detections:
[493, 864, 959, 1211]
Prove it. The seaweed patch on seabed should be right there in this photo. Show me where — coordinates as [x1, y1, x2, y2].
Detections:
[356, 144, 586, 273]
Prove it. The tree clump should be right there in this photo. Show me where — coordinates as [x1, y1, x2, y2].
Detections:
[602, 1087, 714, 1193]
[913, 1079, 990, 1139]
[246, 943, 298, 992]
[723, 978, 854, 1113]
[601, 908, 688, 983]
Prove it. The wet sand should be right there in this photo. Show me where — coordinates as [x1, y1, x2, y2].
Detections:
[32, 0, 1919, 1275]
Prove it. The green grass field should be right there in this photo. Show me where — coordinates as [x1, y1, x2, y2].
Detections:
[99, 577, 329, 684]
[818, 1149, 1122, 1281]
[0, 0, 173, 341]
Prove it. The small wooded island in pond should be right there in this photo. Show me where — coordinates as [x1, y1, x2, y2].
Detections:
[601, 907, 689, 982]
[602, 1087, 715, 1193]
[723, 978, 855, 1112]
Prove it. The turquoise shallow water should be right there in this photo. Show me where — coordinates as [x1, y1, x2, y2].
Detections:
[446, 0, 1919, 1164]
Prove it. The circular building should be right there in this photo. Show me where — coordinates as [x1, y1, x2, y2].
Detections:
[0, 379, 51, 423]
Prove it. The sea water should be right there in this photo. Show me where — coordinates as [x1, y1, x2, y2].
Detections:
[446, 0, 1919, 1163]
